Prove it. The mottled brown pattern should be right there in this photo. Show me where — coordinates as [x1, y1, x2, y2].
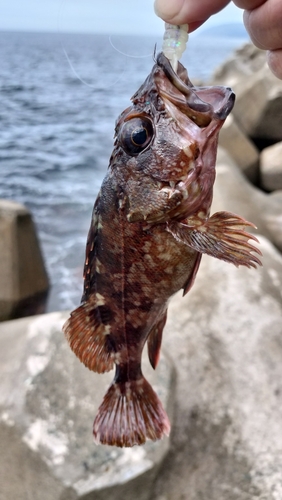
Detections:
[63, 53, 262, 448]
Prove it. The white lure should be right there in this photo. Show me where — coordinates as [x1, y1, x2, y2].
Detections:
[162, 23, 189, 72]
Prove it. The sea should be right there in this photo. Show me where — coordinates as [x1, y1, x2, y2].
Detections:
[0, 27, 249, 312]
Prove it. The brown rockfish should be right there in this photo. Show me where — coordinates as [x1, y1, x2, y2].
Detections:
[63, 53, 262, 448]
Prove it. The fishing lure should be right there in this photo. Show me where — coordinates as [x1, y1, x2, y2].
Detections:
[162, 23, 189, 71]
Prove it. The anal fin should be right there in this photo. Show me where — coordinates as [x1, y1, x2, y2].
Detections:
[183, 252, 202, 296]
[63, 299, 114, 373]
[147, 310, 167, 369]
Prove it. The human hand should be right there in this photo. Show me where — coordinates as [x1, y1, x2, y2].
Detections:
[234, 0, 282, 79]
[154, 0, 230, 32]
[154, 0, 282, 79]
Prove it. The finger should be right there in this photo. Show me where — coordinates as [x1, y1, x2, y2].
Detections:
[232, 0, 265, 8]
[267, 49, 282, 79]
[154, 0, 230, 25]
[187, 21, 207, 33]
[243, 0, 282, 50]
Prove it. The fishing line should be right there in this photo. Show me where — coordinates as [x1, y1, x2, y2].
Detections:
[57, 0, 151, 89]
[108, 36, 153, 59]
[61, 47, 98, 89]
[57, 0, 98, 88]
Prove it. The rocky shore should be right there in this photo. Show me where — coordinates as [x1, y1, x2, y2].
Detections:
[1, 43, 282, 499]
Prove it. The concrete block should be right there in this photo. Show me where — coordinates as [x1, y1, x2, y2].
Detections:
[219, 114, 259, 183]
[0, 312, 174, 500]
[260, 141, 282, 191]
[0, 199, 49, 321]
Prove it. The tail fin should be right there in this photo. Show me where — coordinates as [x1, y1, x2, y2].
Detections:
[93, 377, 170, 447]
[63, 300, 114, 373]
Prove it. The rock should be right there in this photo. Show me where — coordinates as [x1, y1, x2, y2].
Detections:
[250, 76, 282, 142]
[212, 43, 267, 90]
[2, 235, 282, 499]
[151, 235, 282, 500]
[212, 147, 269, 237]
[262, 190, 282, 252]
[212, 43, 282, 142]
[0, 312, 174, 500]
[260, 142, 282, 191]
[0, 200, 49, 321]
[1, 148, 282, 499]
[219, 114, 259, 183]
[214, 147, 282, 253]
[231, 69, 269, 139]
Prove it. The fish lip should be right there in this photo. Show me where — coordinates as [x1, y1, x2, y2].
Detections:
[157, 52, 212, 127]
[216, 89, 235, 119]
[156, 52, 235, 125]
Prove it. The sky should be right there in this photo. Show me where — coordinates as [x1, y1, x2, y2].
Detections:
[1, 0, 244, 36]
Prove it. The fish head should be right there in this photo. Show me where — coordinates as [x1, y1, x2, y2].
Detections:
[110, 53, 235, 222]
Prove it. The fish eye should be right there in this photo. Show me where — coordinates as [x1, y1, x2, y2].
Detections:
[120, 117, 154, 156]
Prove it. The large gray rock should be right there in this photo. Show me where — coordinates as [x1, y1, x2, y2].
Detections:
[2, 234, 282, 499]
[1, 149, 282, 500]
[0, 200, 49, 321]
[213, 147, 282, 253]
[219, 114, 259, 183]
[260, 141, 282, 191]
[151, 235, 282, 500]
[0, 312, 174, 500]
[213, 43, 282, 141]
[244, 73, 282, 141]
[212, 43, 267, 90]
[232, 70, 269, 139]
[263, 190, 282, 253]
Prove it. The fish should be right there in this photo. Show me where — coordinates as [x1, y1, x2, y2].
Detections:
[63, 52, 262, 448]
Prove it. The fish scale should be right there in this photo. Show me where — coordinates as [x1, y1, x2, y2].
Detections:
[63, 52, 262, 448]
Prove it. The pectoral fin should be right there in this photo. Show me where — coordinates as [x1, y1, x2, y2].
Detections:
[147, 310, 167, 369]
[167, 211, 262, 269]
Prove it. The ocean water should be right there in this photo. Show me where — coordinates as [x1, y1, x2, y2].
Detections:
[0, 29, 248, 312]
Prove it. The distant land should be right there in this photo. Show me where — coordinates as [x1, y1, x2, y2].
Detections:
[0, 23, 250, 41]
[199, 23, 249, 39]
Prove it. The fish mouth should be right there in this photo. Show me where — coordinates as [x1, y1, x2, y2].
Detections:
[156, 52, 235, 128]
[155, 174, 193, 202]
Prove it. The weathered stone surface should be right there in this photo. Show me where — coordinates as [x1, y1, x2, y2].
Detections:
[0, 312, 174, 500]
[212, 148, 268, 235]
[213, 148, 282, 253]
[0, 199, 49, 321]
[2, 235, 282, 499]
[232, 70, 269, 139]
[212, 43, 266, 90]
[260, 142, 282, 191]
[219, 114, 259, 183]
[262, 190, 282, 253]
[151, 235, 282, 500]
[1, 150, 282, 499]
[213, 43, 282, 142]
[251, 82, 282, 142]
